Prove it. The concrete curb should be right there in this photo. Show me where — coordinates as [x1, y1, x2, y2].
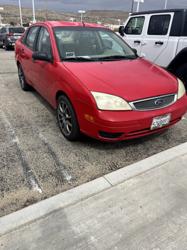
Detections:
[0, 142, 187, 237]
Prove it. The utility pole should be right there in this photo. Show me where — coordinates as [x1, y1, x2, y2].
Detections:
[32, 0, 36, 23]
[131, 0, 134, 13]
[18, 0, 23, 26]
[134, 0, 144, 12]
[45, 0, 48, 20]
[0, 7, 4, 26]
[164, 0, 168, 9]
[136, 1, 140, 12]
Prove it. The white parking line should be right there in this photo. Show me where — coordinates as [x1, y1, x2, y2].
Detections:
[0, 111, 42, 194]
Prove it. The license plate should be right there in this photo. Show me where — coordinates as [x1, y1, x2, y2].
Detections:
[151, 114, 171, 130]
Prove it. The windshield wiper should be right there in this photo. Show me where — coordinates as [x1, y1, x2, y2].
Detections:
[62, 56, 97, 62]
[98, 55, 137, 61]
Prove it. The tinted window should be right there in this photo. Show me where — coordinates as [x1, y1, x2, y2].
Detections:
[36, 27, 52, 57]
[183, 14, 187, 36]
[148, 15, 171, 35]
[1, 28, 6, 33]
[124, 16, 145, 35]
[25, 26, 39, 50]
[9, 27, 25, 33]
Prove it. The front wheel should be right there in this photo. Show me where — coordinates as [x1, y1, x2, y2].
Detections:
[57, 95, 80, 141]
[175, 64, 187, 91]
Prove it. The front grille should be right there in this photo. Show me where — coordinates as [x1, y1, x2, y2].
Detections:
[130, 94, 177, 111]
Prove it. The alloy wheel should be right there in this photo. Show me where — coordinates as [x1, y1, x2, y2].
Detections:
[58, 100, 73, 137]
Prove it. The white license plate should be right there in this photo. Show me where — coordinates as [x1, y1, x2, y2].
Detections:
[151, 114, 171, 130]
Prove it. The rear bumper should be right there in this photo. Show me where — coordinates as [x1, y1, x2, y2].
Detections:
[77, 95, 187, 142]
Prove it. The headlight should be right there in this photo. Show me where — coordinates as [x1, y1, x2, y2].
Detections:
[177, 78, 186, 99]
[91, 92, 132, 111]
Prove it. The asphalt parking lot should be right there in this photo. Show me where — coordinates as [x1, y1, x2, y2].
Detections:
[0, 49, 187, 217]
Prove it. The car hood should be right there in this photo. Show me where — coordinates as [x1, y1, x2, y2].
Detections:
[63, 58, 178, 101]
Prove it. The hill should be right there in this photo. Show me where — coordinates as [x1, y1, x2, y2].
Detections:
[0, 5, 129, 26]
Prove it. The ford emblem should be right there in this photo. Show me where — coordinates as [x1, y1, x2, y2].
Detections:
[155, 99, 164, 106]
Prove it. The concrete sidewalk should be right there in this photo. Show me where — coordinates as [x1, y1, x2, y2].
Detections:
[0, 142, 187, 250]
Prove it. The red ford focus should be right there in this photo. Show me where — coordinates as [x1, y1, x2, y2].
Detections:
[15, 21, 187, 142]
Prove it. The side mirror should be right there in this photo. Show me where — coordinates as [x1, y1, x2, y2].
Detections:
[132, 48, 138, 55]
[32, 51, 53, 63]
[119, 26, 125, 37]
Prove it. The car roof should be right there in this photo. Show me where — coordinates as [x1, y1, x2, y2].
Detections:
[131, 9, 187, 16]
[33, 21, 106, 29]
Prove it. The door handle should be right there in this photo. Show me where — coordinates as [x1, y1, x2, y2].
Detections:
[155, 41, 164, 45]
[134, 40, 141, 44]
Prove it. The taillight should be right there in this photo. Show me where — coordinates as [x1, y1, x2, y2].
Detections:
[7, 32, 14, 37]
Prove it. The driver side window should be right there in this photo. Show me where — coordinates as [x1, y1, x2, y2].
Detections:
[36, 27, 52, 57]
[125, 16, 145, 35]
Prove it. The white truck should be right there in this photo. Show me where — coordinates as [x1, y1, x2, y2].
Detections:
[119, 9, 187, 90]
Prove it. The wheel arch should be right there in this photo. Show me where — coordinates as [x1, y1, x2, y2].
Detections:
[167, 48, 187, 74]
[55, 90, 72, 107]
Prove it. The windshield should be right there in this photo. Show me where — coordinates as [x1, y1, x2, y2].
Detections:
[9, 27, 25, 34]
[53, 27, 137, 61]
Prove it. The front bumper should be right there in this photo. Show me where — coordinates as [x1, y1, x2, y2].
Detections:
[76, 94, 187, 142]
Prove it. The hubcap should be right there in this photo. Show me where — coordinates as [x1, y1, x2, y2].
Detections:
[58, 101, 72, 136]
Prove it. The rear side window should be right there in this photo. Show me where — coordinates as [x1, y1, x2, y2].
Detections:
[9, 27, 25, 34]
[124, 16, 145, 35]
[148, 15, 171, 35]
[183, 14, 187, 36]
[25, 26, 39, 50]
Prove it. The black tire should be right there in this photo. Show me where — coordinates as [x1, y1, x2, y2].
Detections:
[175, 64, 187, 91]
[18, 64, 31, 91]
[4, 41, 10, 51]
[4, 45, 9, 51]
[57, 95, 80, 141]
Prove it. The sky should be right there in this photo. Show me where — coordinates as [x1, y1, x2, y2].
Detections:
[0, 0, 187, 12]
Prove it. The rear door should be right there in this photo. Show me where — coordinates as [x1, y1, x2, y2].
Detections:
[33, 26, 55, 101]
[20, 26, 40, 85]
[123, 15, 146, 55]
[140, 13, 174, 67]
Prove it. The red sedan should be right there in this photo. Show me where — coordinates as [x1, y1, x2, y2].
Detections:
[15, 21, 187, 142]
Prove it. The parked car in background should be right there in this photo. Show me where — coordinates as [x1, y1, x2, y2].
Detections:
[119, 9, 187, 91]
[15, 21, 187, 142]
[0, 26, 25, 50]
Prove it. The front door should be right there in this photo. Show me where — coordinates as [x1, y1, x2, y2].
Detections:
[123, 15, 146, 56]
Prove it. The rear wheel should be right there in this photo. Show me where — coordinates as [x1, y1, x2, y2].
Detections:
[175, 64, 187, 91]
[18, 64, 31, 91]
[4, 41, 10, 51]
[57, 95, 80, 141]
